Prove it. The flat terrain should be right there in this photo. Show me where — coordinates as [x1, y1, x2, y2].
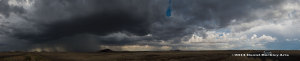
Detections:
[0, 50, 300, 61]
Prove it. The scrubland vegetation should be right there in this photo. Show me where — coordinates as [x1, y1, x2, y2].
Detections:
[0, 50, 299, 61]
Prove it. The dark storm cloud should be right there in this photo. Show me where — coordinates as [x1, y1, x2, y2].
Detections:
[150, 0, 283, 40]
[7, 0, 165, 52]
[0, 0, 286, 51]
[0, 0, 25, 17]
[14, 11, 151, 43]
[172, 0, 283, 28]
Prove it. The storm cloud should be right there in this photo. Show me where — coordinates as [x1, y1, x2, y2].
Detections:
[0, 0, 290, 52]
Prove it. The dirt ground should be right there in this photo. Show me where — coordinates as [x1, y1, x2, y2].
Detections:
[0, 50, 300, 61]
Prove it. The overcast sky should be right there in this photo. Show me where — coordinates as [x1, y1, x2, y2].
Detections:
[0, 0, 300, 52]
